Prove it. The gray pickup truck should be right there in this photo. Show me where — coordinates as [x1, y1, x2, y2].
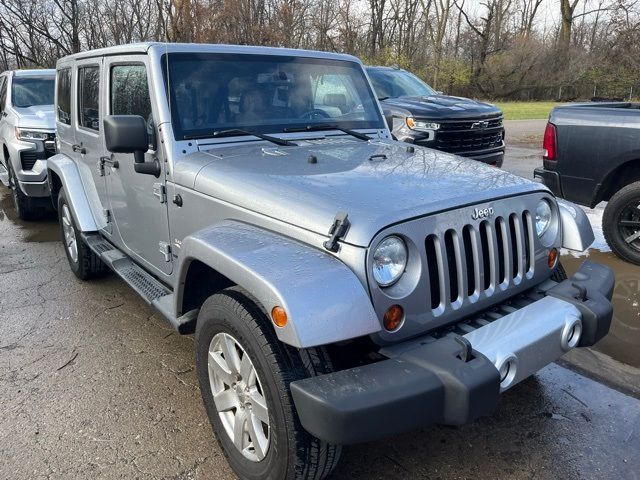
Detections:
[534, 102, 640, 264]
[0, 69, 56, 219]
[48, 43, 613, 480]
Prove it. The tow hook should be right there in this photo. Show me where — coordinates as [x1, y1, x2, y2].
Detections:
[454, 335, 473, 363]
[572, 282, 588, 301]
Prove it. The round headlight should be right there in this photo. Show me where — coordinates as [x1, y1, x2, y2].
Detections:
[372, 236, 407, 287]
[535, 199, 552, 237]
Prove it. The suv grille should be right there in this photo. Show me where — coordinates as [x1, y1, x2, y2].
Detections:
[424, 211, 535, 313]
[431, 117, 503, 154]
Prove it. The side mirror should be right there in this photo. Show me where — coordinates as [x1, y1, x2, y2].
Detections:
[104, 115, 149, 164]
[104, 115, 160, 177]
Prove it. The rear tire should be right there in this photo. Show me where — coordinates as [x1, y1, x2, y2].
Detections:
[58, 187, 107, 280]
[603, 181, 640, 265]
[195, 287, 341, 480]
[7, 160, 38, 220]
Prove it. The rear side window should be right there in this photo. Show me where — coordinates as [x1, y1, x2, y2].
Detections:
[78, 66, 100, 131]
[111, 64, 155, 146]
[57, 68, 72, 125]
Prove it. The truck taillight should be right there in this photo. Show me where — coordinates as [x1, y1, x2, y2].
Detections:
[543, 122, 557, 161]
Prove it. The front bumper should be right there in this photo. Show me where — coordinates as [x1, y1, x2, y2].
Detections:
[290, 260, 614, 444]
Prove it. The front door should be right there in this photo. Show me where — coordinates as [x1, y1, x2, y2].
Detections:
[104, 57, 172, 276]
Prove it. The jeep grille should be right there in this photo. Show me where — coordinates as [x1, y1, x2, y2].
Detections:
[425, 211, 535, 313]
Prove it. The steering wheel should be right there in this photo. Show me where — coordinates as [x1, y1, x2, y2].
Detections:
[298, 109, 331, 120]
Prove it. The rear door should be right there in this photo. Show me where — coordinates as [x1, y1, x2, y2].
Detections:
[73, 58, 110, 231]
[104, 56, 172, 276]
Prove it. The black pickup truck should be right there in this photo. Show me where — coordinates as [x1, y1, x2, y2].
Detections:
[367, 66, 505, 166]
[535, 102, 640, 264]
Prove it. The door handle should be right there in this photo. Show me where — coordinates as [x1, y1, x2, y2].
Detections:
[72, 144, 86, 154]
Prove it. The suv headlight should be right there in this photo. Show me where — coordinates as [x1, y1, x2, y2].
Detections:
[15, 128, 49, 141]
[372, 236, 407, 287]
[535, 199, 553, 237]
[406, 117, 440, 132]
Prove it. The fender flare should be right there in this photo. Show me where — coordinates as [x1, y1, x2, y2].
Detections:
[177, 221, 381, 348]
[47, 153, 97, 232]
[557, 199, 595, 252]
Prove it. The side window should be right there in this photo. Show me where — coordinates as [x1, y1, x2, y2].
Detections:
[110, 64, 154, 146]
[0, 77, 7, 111]
[78, 66, 100, 131]
[56, 68, 72, 125]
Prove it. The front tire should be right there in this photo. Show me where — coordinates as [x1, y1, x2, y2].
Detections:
[195, 287, 341, 480]
[57, 187, 106, 280]
[603, 181, 640, 265]
[7, 160, 38, 220]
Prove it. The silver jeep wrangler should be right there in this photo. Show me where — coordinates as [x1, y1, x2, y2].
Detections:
[48, 43, 614, 479]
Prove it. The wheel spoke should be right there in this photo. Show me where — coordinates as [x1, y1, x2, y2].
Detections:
[247, 412, 268, 460]
[620, 220, 640, 228]
[625, 231, 640, 244]
[208, 351, 235, 386]
[248, 389, 269, 425]
[239, 353, 253, 385]
[214, 388, 239, 412]
[233, 407, 248, 451]
[220, 335, 241, 375]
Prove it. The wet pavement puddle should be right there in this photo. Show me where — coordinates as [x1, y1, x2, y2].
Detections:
[563, 249, 640, 369]
[0, 188, 59, 243]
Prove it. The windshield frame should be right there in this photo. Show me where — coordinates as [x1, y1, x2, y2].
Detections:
[161, 52, 386, 141]
[11, 75, 55, 108]
[367, 68, 436, 99]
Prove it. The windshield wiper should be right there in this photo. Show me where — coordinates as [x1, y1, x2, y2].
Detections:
[185, 128, 294, 146]
[377, 96, 390, 101]
[283, 124, 371, 141]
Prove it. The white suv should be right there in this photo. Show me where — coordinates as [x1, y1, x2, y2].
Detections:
[0, 69, 56, 219]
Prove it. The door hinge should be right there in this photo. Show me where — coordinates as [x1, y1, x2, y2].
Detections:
[103, 209, 111, 223]
[153, 183, 167, 204]
[159, 241, 172, 262]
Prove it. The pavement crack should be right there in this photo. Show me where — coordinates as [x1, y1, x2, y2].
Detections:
[56, 350, 79, 371]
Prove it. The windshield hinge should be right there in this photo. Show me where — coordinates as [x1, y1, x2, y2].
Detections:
[153, 183, 167, 204]
[323, 212, 350, 253]
[159, 241, 172, 262]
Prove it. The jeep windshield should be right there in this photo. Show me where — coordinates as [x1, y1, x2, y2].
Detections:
[11, 75, 55, 108]
[163, 53, 385, 140]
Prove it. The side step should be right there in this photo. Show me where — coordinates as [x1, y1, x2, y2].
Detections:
[0, 163, 9, 187]
[82, 233, 197, 333]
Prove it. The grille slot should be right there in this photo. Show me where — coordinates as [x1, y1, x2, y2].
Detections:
[425, 210, 534, 314]
[20, 152, 38, 170]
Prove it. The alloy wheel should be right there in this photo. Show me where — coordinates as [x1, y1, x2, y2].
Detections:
[61, 204, 78, 263]
[208, 332, 270, 462]
[617, 199, 640, 252]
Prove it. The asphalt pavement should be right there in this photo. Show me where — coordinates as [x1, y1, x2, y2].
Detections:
[1, 123, 639, 479]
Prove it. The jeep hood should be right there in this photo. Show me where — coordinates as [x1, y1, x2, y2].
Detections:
[178, 139, 544, 247]
[13, 105, 55, 130]
[380, 95, 501, 120]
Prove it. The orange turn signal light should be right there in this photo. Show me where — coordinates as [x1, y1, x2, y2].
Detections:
[548, 248, 559, 269]
[271, 306, 288, 328]
[406, 117, 415, 129]
[383, 305, 404, 331]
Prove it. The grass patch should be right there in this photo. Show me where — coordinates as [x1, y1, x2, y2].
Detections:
[493, 102, 562, 121]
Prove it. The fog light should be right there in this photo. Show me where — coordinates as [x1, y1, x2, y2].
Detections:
[383, 305, 404, 331]
[271, 306, 288, 328]
[548, 248, 558, 269]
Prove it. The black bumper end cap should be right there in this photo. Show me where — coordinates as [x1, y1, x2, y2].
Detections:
[547, 260, 615, 347]
[290, 337, 499, 445]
